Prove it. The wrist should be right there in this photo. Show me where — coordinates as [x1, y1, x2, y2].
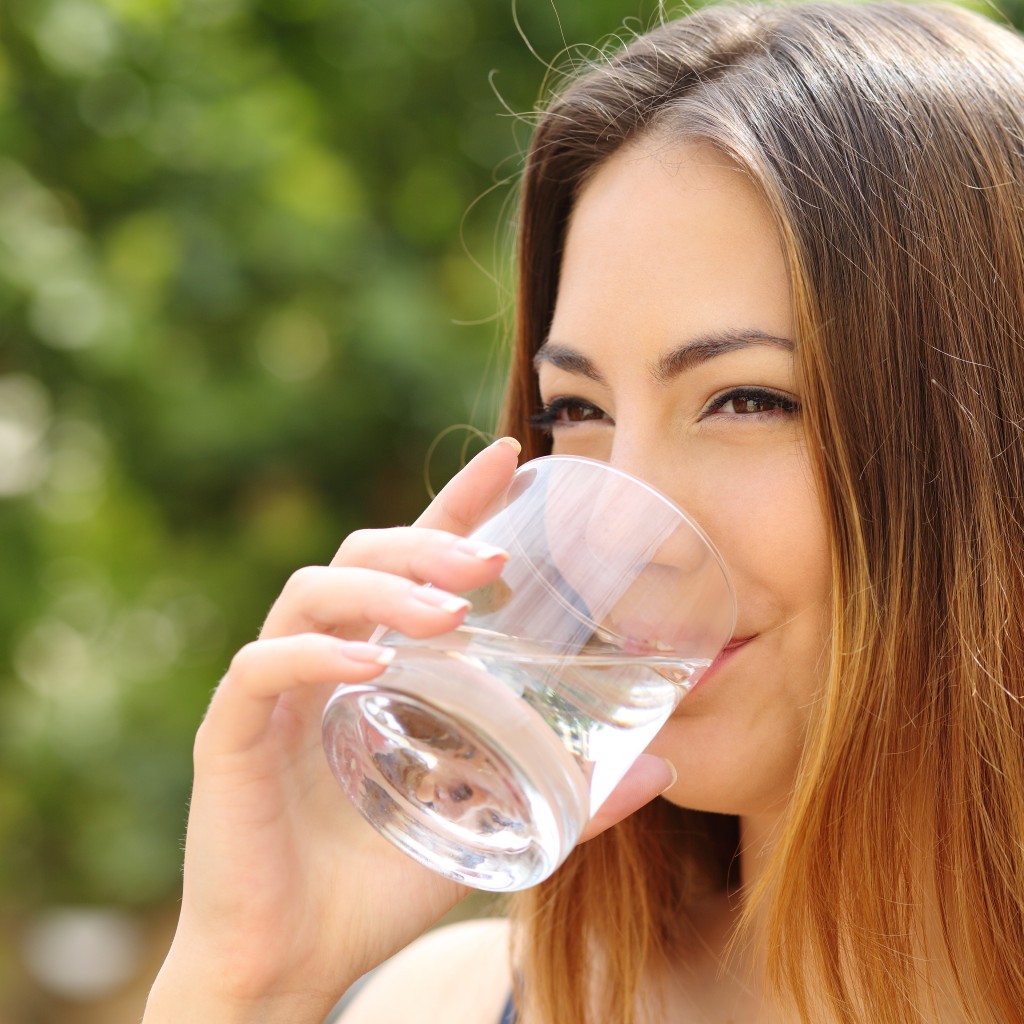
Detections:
[143, 944, 347, 1024]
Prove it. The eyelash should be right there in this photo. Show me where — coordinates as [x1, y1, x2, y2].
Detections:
[703, 386, 800, 418]
[529, 396, 607, 430]
[529, 387, 800, 432]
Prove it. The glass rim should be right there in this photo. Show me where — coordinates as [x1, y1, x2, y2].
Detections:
[511, 453, 737, 626]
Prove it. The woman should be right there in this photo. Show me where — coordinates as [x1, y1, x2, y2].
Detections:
[143, 3, 1024, 1022]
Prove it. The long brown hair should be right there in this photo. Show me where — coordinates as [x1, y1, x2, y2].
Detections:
[500, 3, 1024, 1021]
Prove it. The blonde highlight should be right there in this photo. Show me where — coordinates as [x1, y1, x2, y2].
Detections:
[500, 3, 1024, 1021]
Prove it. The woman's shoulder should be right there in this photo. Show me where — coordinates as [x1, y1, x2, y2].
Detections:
[338, 916, 513, 1024]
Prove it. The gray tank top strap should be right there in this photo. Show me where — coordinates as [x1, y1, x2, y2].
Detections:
[498, 993, 518, 1024]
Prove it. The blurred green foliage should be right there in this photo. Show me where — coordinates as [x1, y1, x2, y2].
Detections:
[2, 0, 1021, 916]
[0, 0, 667, 910]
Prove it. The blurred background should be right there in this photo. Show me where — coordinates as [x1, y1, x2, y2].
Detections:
[1, 0, 1021, 1021]
[0, 0, 669, 1019]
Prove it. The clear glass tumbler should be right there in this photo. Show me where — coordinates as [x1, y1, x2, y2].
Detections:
[322, 456, 735, 890]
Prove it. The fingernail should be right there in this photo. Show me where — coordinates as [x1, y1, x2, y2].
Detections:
[455, 538, 509, 562]
[343, 642, 396, 666]
[494, 436, 522, 455]
[659, 758, 678, 793]
[412, 585, 471, 615]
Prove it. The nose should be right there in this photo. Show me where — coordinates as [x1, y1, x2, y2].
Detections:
[528, 453, 735, 658]
[582, 463, 715, 579]
[600, 432, 733, 607]
[605, 427, 720, 544]
[577, 469, 734, 658]
[606, 436, 688, 520]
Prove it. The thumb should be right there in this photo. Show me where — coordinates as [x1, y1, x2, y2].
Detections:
[578, 755, 677, 841]
[415, 436, 521, 536]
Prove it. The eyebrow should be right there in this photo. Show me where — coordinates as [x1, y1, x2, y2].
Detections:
[533, 329, 794, 385]
[532, 342, 608, 383]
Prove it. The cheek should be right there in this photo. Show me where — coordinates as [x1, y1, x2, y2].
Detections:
[704, 450, 831, 618]
[550, 430, 613, 463]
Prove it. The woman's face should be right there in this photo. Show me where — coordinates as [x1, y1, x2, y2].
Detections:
[536, 138, 832, 818]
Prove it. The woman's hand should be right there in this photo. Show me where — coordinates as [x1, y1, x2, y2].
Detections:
[144, 439, 521, 1022]
[144, 437, 675, 1024]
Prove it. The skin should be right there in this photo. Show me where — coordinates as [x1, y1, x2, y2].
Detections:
[530, 136, 833, 1020]
[142, 438, 672, 1024]
[144, 136, 832, 1024]
[539, 137, 832, 829]
[344, 138, 833, 1023]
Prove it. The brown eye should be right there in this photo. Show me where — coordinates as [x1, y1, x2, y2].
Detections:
[562, 403, 604, 422]
[732, 394, 775, 414]
[529, 398, 611, 431]
[704, 387, 799, 418]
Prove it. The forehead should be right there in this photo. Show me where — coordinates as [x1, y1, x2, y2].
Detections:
[549, 137, 794, 365]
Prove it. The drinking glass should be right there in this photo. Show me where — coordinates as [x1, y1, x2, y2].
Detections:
[322, 455, 735, 891]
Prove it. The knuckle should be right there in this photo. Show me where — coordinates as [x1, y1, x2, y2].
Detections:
[332, 528, 386, 565]
[405, 547, 440, 584]
[283, 564, 323, 600]
[193, 713, 217, 764]
[226, 640, 264, 686]
[392, 620, 443, 641]
[437, 496, 475, 533]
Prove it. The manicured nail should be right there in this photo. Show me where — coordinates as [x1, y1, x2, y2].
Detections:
[342, 642, 396, 666]
[494, 436, 522, 455]
[412, 585, 471, 615]
[659, 758, 678, 793]
[455, 538, 509, 562]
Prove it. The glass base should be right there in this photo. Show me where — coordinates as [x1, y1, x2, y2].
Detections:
[322, 646, 590, 891]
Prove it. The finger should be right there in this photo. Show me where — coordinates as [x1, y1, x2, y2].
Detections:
[414, 436, 521, 534]
[330, 527, 509, 593]
[578, 755, 677, 841]
[200, 634, 396, 756]
[260, 566, 473, 640]
[262, 438, 520, 640]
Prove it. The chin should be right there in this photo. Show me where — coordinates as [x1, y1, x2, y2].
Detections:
[646, 724, 798, 818]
